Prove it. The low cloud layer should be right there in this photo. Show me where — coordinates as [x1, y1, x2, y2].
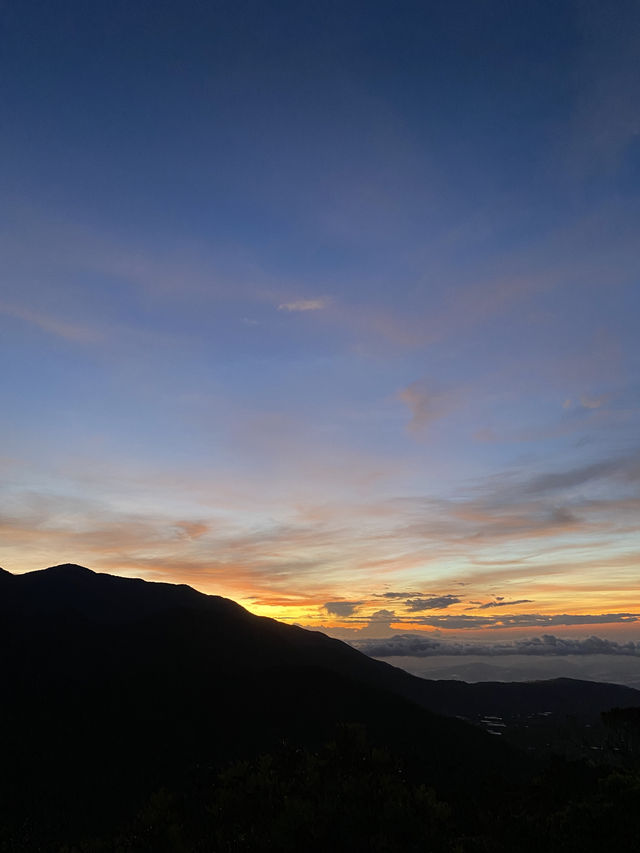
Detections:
[353, 633, 640, 658]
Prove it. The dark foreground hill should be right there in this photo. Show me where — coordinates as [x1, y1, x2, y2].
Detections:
[3, 564, 636, 719]
[2, 564, 640, 852]
[0, 564, 506, 848]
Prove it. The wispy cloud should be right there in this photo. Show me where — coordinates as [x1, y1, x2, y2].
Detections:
[397, 381, 459, 433]
[517, 456, 636, 497]
[0, 302, 103, 344]
[579, 394, 610, 410]
[3, 437, 640, 632]
[278, 299, 326, 312]
[395, 613, 639, 631]
[171, 521, 210, 540]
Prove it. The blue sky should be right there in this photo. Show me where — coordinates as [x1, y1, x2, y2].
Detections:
[2, 0, 639, 642]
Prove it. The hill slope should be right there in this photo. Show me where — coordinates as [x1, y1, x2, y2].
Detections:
[0, 564, 507, 846]
[3, 564, 637, 718]
[3, 564, 640, 850]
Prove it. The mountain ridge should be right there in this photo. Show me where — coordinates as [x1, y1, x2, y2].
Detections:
[4, 562, 640, 850]
[4, 563, 639, 718]
[3, 562, 513, 843]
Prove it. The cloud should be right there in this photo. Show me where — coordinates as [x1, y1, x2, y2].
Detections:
[404, 595, 462, 612]
[352, 633, 640, 658]
[518, 458, 628, 497]
[324, 600, 363, 617]
[171, 521, 210, 540]
[579, 394, 609, 410]
[375, 591, 421, 599]
[477, 599, 533, 609]
[358, 609, 397, 637]
[387, 447, 640, 553]
[4, 436, 639, 627]
[400, 496, 584, 545]
[562, 394, 611, 411]
[398, 612, 639, 631]
[278, 299, 326, 312]
[0, 302, 103, 344]
[397, 381, 457, 432]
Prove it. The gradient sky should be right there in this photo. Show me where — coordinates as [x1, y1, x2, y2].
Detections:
[2, 0, 639, 644]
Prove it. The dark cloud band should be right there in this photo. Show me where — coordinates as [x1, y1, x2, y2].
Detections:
[324, 600, 364, 617]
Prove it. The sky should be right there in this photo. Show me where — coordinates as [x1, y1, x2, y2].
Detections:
[2, 1, 640, 664]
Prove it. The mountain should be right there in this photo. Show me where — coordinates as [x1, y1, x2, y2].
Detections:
[0, 564, 506, 847]
[0, 563, 446, 701]
[2, 564, 639, 849]
[3, 564, 637, 718]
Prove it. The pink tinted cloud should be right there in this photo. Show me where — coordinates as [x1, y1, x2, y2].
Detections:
[397, 381, 460, 433]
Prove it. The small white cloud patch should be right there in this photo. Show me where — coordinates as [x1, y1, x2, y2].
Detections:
[278, 299, 325, 312]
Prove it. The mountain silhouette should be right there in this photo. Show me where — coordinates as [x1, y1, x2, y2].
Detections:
[0, 563, 503, 845]
[2, 564, 639, 849]
[2, 564, 636, 718]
